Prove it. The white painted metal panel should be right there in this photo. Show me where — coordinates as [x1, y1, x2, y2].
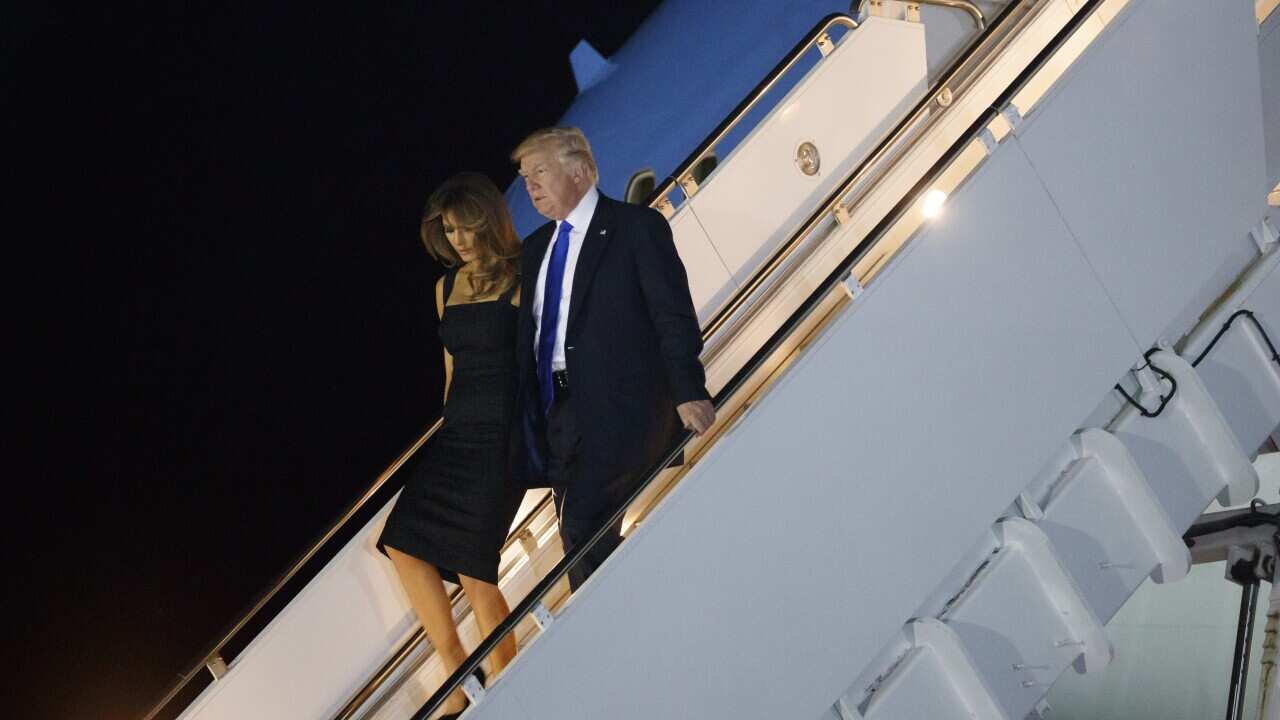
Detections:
[1012, 0, 1268, 347]
[179, 489, 550, 720]
[467, 139, 1139, 720]
[668, 207, 736, 322]
[1261, 8, 1280, 187]
[686, 16, 928, 286]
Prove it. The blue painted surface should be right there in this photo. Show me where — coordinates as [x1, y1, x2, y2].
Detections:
[569, 40, 616, 94]
[504, 0, 853, 235]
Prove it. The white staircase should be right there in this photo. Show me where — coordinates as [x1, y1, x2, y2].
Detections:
[168, 1, 1280, 718]
[459, 1, 1280, 718]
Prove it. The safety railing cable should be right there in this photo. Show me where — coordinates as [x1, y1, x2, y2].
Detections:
[412, 0, 1104, 716]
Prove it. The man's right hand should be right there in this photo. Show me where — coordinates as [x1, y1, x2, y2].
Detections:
[676, 400, 716, 436]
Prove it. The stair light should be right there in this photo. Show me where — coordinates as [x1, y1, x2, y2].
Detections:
[922, 188, 948, 219]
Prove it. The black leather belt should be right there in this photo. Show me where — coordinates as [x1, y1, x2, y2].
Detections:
[552, 369, 570, 390]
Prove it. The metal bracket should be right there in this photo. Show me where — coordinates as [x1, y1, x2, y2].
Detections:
[999, 103, 1025, 135]
[841, 272, 864, 300]
[531, 601, 555, 631]
[1187, 505, 1280, 570]
[1016, 491, 1045, 521]
[977, 127, 999, 156]
[1251, 215, 1279, 253]
[836, 696, 863, 719]
[816, 32, 835, 57]
[462, 672, 487, 704]
[1227, 545, 1264, 587]
[206, 654, 229, 680]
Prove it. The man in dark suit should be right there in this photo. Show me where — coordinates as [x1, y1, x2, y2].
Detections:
[512, 127, 715, 591]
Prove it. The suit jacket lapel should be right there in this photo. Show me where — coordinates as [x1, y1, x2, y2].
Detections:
[567, 194, 615, 335]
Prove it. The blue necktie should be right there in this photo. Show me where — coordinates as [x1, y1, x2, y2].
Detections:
[538, 220, 573, 415]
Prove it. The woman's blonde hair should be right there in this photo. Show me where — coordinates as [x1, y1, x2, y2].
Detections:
[420, 172, 520, 300]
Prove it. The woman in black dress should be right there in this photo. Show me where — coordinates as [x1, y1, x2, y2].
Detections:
[378, 172, 523, 718]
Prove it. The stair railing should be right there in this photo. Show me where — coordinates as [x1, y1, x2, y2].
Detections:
[856, 0, 987, 30]
[412, 0, 1109, 717]
[143, 15, 865, 720]
[146, 2, 1026, 716]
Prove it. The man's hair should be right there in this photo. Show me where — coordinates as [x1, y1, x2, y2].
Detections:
[511, 126, 599, 185]
[420, 172, 520, 299]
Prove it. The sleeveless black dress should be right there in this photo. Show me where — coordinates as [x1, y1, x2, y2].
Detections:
[378, 272, 523, 584]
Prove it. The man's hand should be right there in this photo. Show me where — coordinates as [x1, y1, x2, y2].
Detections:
[676, 399, 716, 436]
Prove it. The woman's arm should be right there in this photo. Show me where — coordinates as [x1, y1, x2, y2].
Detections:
[437, 276, 453, 404]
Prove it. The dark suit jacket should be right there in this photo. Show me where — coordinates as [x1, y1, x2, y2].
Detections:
[515, 193, 709, 489]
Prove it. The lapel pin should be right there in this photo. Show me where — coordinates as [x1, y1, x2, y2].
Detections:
[600, 229, 607, 235]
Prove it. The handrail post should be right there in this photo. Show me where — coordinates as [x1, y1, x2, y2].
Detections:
[205, 654, 229, 680]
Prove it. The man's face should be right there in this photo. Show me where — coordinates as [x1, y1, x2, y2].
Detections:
[519, 148, 584, 221]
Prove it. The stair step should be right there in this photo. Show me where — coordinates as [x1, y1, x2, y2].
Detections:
[1029, 428, 1190, 621]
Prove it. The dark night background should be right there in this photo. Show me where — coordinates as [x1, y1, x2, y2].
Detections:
[5, 3, 660, 718]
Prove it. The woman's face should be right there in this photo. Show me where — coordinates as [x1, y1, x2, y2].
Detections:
[442, 211, 480, 265]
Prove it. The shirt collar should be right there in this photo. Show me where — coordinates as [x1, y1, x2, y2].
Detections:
[558, 185, 599, 235]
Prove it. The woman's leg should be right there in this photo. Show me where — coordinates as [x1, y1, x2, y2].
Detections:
[458, 574, 518, 677]
[385, 546, 469, 714]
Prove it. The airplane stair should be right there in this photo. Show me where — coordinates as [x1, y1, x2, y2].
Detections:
[454, 1, 1280, 718]
[160, 0, 1280, 718]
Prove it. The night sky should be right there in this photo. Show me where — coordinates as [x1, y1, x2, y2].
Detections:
[6, 3, 660, 718]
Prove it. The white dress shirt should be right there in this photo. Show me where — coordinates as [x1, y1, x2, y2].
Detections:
[533, 186, 599, 371]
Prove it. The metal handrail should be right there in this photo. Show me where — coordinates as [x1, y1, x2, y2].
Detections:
[858, 0, 986, 29]
[649, 14, 860, 218]
[141, 418, 443, 720]
[414, 0, 1106, 716]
